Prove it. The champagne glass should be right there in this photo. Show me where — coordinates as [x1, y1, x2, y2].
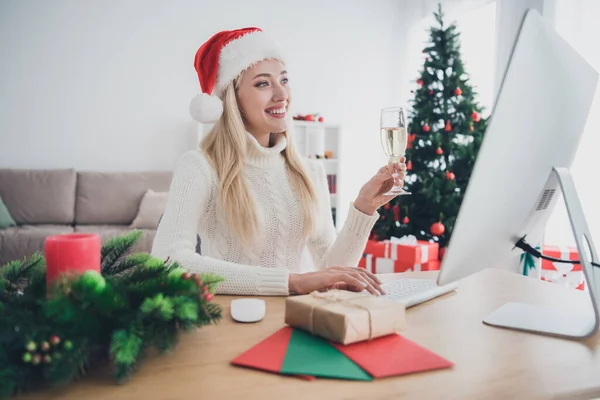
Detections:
[380, 107, 410, 196]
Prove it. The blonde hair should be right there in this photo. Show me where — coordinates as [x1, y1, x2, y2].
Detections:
[200, 73, 319, 252]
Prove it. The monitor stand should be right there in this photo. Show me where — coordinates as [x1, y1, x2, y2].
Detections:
[482, 167, 600, 339]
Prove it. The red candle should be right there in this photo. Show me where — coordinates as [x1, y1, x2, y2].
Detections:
[45, 233, 101, 286]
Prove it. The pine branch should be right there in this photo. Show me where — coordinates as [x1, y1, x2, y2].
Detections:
[110, 327, 143, 383]
[106, 253, 152, 277]
[101, 231, 143, 274]
[0, 253, 44, 285]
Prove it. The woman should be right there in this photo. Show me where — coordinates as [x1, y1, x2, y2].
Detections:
[151, 27, 406, 296]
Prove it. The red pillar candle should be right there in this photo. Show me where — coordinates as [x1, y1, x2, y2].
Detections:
[45, 233, 101, 286]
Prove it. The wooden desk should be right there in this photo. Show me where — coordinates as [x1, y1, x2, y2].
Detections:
[24, 269, 600, 400]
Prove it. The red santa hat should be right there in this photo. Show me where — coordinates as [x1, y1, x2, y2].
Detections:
[189, 27, 286, 123]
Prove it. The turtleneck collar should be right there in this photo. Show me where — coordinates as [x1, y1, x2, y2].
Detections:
[245, 132, 287, 168]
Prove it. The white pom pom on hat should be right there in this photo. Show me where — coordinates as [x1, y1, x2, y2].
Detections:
[190, 27, 286, 123]
[189, 92, 223, 124]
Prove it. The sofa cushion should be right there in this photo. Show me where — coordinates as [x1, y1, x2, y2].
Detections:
[75, 172, 172, 225]
[0, 195, 16, 229]
[130, 189, 168, 229]
[0, 169, 77, 225]
[74, 225, 156, 255]
[0, 225, 74, 267]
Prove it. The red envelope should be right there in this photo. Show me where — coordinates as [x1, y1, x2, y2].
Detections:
[231, 326, 315, 381]
[331, 333, 453, 378]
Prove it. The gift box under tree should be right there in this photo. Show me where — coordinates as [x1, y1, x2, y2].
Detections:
[363, 237, 439, 263]
[359, 254, 441, 274]
[539, 245, 586, 291]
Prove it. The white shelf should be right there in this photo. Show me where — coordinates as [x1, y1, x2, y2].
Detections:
[292, 121, 341, 228]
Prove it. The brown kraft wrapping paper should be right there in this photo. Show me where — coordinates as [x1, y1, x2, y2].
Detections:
[284, 290, 406, 345]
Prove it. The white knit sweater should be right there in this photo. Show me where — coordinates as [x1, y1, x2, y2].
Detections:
[151, 133, 379, 296]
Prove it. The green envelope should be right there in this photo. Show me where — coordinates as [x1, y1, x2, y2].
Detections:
[280, 329, 372, 381]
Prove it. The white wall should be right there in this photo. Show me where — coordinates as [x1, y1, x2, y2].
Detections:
[0, 0, 406, 224]
[542, 0, 600, 247]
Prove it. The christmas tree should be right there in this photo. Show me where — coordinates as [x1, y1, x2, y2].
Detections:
[372, 4, 489, 248]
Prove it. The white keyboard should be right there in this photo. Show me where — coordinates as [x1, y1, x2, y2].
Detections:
[379, 278, 458, 308]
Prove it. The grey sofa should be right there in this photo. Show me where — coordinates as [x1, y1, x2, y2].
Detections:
[0, 168, 172, 266]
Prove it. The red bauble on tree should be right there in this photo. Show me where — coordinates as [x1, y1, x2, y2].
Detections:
[417, 79, 424, 86]
[403, 216, 410, 224]
[431, 222, 445, 236]
[407, 133, 416, 149]
[469, 124, 474, 132]
[444, 120, 452, 132]
[471, 111, 481, 122]
[454, 87, 462, 96]
[446, 171, 455, 180]
[393, 205, 400, 221]
[384, 203, 391, 210]
[428, 90, 434, 95]
[422, 123, 430, 132]
[406, 160, 412, 170]
[436, 147, 443, 155]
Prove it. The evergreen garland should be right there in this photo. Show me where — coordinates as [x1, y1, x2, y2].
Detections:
[0, 230, 223, 399]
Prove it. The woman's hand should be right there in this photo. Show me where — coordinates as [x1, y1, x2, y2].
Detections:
[288, 266, 385, 296]
[354, 158, 407, 215]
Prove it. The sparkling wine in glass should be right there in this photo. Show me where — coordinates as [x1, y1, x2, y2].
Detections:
[380, 107, 410, 196]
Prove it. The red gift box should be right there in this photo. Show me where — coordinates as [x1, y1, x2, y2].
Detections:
[364, 240, 387, 258]
[540, 245, 585, 291]
[358, 254, 441, 274]
[363, 239, 439, 264]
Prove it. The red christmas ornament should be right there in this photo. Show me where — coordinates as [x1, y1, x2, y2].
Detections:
[446, 171, 456, 180]
[182, 272, 191, 280]
[205, 293, 214, 302]
[384, 203, 391, 210]
[436, 147, 443, 155]
[422, 123, 430, 132]
[403, 216, 410, 224]
[444, 120, 452, 132]
[417, 79, 424, 86]
[407, 133, 416, 149]
[50, 335, 60, 346]
[428, 90, 434, 95]
[454, 87, 462, 96]
[393, 205, 400, 221]
[406, 160, 412, 170]
[431, 222, 445, 236]
[469, 124, 474, 132]
[471, 111, 481, 122]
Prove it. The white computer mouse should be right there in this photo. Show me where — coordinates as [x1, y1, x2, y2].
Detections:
[230, 298, 266, 323]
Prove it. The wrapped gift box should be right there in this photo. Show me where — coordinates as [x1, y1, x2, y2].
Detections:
[540, 245, 585, 291]
[364, 240, 387, 258]
[363, 237, 439, 264]
[284, 289, 406, 345]
[359, 254, 441, 274]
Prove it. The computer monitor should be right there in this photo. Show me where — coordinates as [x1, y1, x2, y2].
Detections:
[436, 9, 599, 339]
